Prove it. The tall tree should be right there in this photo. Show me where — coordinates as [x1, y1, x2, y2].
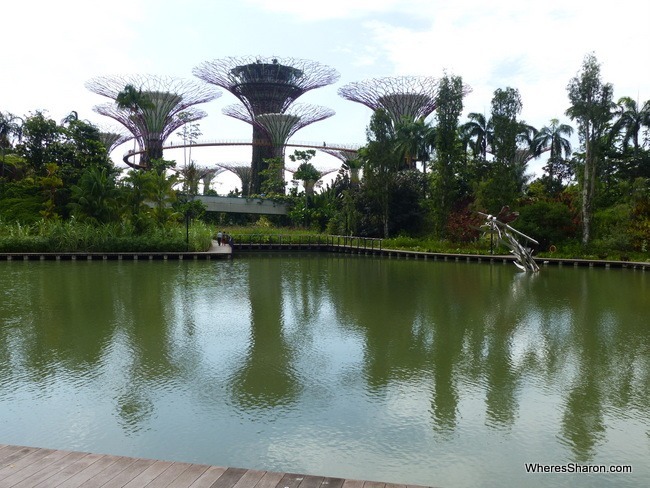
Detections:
[491, 87, 523, 166]
[566, 53, 614, 245]
[359, 109, 401, 237]
[433, 74, 465, 234]
[474, 87, 527, 212]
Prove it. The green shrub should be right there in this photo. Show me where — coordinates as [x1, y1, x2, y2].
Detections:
[515, 200, 577, 251]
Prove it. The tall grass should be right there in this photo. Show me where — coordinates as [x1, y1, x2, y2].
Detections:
[0, 219, 214, 252]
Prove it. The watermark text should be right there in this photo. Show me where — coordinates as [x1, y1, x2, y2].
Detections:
[525, 463, 632, 474]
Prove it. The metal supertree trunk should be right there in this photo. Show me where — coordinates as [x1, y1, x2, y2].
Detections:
[86, 74, 220, 168]
[338, 76, 446, 123]
[193, 56, 339, 193]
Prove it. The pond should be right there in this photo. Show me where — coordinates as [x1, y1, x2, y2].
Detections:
[0, 255, 648, 487]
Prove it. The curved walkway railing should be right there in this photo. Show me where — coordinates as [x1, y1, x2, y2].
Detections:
[232, 234, 382, 250]
[123, 139, 362, 165]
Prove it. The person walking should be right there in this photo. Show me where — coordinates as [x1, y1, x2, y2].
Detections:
[216, 231, 223, 246]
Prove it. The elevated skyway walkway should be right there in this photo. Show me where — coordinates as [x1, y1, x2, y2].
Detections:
[123, 139, 362, 165]
[192, 195, 288, 215]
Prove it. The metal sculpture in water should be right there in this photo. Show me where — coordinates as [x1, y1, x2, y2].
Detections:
[480, 207, 540, 272]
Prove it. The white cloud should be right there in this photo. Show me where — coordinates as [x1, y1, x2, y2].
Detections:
[242, 0, 432, 21]
[3, 0, 649, 175]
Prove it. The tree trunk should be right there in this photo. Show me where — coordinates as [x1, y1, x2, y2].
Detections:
[581, 126, 594, 246]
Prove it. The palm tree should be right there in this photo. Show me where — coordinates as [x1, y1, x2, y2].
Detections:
[0, 112, 23, 149]
[0, 112, 24, 177]
[69, 166, 121, 224]
[461, 112, 492, 160]
[610, 97, 650, 151]
[394, 118, 434, 170]
[115, 85, 153, 114]
[115, 84, 154, 167]
[534, 119, 574, 189]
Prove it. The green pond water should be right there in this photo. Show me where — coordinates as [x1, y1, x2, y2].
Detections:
[0, 255, 648, 487]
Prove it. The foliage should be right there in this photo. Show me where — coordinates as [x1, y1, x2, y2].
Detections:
[566, 53, 614, 245]
[259, 157, 286, 196]
[0, 219, 214, 252]
[515, 200, 578, 250]
[69, 166, 120, 224]
[431, 73, 465, 235]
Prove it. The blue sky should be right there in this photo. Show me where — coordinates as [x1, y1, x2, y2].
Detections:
[3, 0, 649, 178]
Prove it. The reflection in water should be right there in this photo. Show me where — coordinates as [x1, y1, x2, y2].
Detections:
[229, 258, 302, 410]
[0, 257, 648, 487]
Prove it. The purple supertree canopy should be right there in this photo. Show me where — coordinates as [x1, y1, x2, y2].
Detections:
[86, 74, 220, 166]
[193, 56, 339, 115]
[85, 74, 220, 107]
[338, 76, 448, 122]
[223, 103, 335, 145]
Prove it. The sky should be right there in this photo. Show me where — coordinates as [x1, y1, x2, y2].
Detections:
[3, 0, 649, 184]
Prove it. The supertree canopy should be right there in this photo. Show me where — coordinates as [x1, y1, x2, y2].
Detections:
[193, 56, 339, 114]
[193, 56, 339, 193]
[98, 130, 132, 155]
[339, 76, 454, 123]
[86, 74, 221, 168]
[224, 103, 334, 184]
[223, 103, 335, 157]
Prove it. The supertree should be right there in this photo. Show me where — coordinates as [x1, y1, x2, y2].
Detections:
[98, 130, 132, 155]
[321, 147, 363, 186]
[339, 76, 468, 124]
[86, 74, 221, 168]
[220, 163, 253, 197]
[193, 56, 339, 193]
[223, 103, 334, 183]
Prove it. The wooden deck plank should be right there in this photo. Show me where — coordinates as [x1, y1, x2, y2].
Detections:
[92, 458, 158, 488]
[139, 462, 194, 488]
[363, 482, 386, 488]
[0, 446, 435, 488]
[187, 466, 228, 488]
[277, 472, 310, 488]
[0, 448, 56, 479]
[54, 454, 125, 488]
[341, 480, 365, 488]
[120, 460, 174, 488]
[249, 470, 284, 488]
[207, 467, 248, 488]
[168, 464, 215, 488]
[0, 445, 40, 468]
[321, 477, 345, 488]
[68, 457, 137, 488]
[297, 475, 325, 488]
[10, 450, 88, 488]
[231, 469, 266, 488]
[29, 452, 104, 487]
[0, 449, 71, 486]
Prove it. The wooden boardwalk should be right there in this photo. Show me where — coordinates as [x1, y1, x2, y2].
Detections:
[0, 445, 435, 488]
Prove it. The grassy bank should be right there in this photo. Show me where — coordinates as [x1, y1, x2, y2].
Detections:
[0, 220, 214, 253]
